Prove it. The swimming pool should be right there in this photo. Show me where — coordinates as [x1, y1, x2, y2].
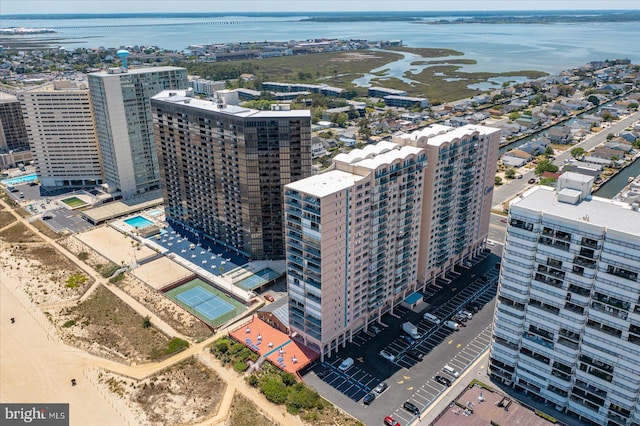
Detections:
[2, 173, 38, 186]
[148, 209, 164, 217]
[124, 215, 154, 229]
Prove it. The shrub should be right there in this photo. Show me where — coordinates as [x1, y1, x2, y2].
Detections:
[108, 272, 124, 284]
[77, 251, 89, 261]
[281, 372, 297, 386]
[535, 410, 558, 424]
[62, 319, 76, 328]
[469, 378, 495, 392]
[99, 263, 118, 278]
[142, 316, 151, 328]
[491, 421, 500, 426]
[216, 340, 229, 353]
[65, 273, 87, 288]
[166, 337, 189, 355]
[260, 378, 288, 404]
[247, 374, 259, 387]
[233, 360, 248, 372]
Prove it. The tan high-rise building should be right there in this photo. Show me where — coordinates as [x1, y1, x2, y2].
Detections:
[284, 123, 499, 359]
[393, 124, 500, 288]
[284, 142, 427, 359]
[19, 81, 102, 189]
[151, 90, 311, 260]
[0, 92, 30, 168]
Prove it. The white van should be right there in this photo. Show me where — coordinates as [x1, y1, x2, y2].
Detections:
[444, 320, 460, 331]
[423, 312, 441, 324]
[338, 357, 354, 371]
[442, 365, 460, 378]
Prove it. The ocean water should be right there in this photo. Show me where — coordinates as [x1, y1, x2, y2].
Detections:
[1, 14, 638, 74]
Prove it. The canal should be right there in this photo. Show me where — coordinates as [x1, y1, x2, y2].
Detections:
[593, 156, 640, 199]
[498, 98, 620, 156]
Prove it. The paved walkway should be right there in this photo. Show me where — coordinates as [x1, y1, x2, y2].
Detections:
[0, 198, 303, 425]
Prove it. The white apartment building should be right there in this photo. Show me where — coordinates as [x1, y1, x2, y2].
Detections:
[490, 173, 640, 426]
[19, 81, 102, 188]
[284, 142, 426, 359]
[88, 66, 187, 198]
[393, 124, 500, 288]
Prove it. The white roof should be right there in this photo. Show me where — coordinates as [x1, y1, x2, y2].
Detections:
[151, 90, 310, 119]
[285, 170, 364, 197]
[512, 186, 640, 236]
[334, 140, 422, 169]
[398, 123, 499, 147]
[89, 66, 186, 77]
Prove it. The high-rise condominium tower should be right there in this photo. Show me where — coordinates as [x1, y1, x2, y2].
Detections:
[490, 173, 640, 426]
[88, 66, 187, 198]
[393, 124, 500, 288]
[19, 81, 102, 189]
[151, 90, 311, 260]
[284, 142, 426, 359]
[0, 92, 30, 168]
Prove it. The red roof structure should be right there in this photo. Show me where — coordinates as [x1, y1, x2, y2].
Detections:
[230, 316, 318, 376]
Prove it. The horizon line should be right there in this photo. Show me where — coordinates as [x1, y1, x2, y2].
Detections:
[2, 9, 638, 17]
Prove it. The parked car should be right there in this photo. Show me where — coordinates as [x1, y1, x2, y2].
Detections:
[374, 382, 388, 394]
[363, 392, 376, 405]
[434, 375, 452, 387]
[379, 350, 396, 362]
[264, 294, 275, 302]
[42, 215, 53, 220]
[528, 178, 536, 184]
[465, 302, 480, 313]
[451, 315, 467, 326]
[338, 357, 354, 371]
[407, 349, 424, 361]
[384, 416, 401, 426]
[369, 324, 382, 334]
[444, 320, 460, 331]
[459, 310, 473, 320]
[443, 364, 460, 378]
[400, 334, 415, 345]
[403, 401, 420, 416]
[316, 368, 331, 379]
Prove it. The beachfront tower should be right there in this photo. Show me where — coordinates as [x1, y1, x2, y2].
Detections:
[88, 66, 187, 198]
[490, 173, 640, 426]
[151, 90, 312, 260]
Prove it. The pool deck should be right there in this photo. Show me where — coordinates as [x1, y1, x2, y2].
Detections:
[76, 226, 157, 266]
[230, 316, 319, 376]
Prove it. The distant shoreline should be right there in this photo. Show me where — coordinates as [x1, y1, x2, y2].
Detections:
[2, 10, 639, 22]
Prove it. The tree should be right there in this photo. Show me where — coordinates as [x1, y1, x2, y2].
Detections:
[570, 147, 585, 159]
[508, 112, 520, 122]
[539, 177, 557, 187]
[545, 146, 555, 157]
[505, 168, 516, 179]
[602, 111, 614, 122]
[495, 176, 503, 186]
[587, 95, 600, 106]
[142, 316, 152, 328]
[606, 133, 615, 141]
[535, 159, 559, 176]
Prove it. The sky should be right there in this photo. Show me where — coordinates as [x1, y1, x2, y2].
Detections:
[0, 0, 638, 15]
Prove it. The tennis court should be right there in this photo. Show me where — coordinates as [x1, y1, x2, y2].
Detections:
[165, 278, 246, 327]
[177, 286, 233, 320]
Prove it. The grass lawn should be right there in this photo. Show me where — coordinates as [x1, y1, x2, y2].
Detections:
[60, 196, 87, 208]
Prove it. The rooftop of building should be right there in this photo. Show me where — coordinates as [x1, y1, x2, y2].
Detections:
[397, 123, 500, 147]
[285, 169, 365, 197]
[19, 80, 88, 93]
[88, 65, 186, 77]
[152, 90, 310, 119]
[0, 91, 18, 102]
[512, 185, 640, 236]
[334, 140, 424, 169]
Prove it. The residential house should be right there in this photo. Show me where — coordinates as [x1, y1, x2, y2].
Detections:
[604, 139, 633, 153]
[501, 149, 531, 167]
[547, 126, 572, 144]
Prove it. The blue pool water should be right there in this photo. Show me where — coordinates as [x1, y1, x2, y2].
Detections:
[124, 216, 154, 229]
[148, 209, 164, 217]
[2, 173, 38, 186]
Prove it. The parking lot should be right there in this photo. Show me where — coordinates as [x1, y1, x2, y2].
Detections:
[303, 251, 501, 426]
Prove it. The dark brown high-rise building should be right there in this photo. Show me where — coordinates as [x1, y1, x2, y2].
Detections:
[151, 90, 311, 260]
